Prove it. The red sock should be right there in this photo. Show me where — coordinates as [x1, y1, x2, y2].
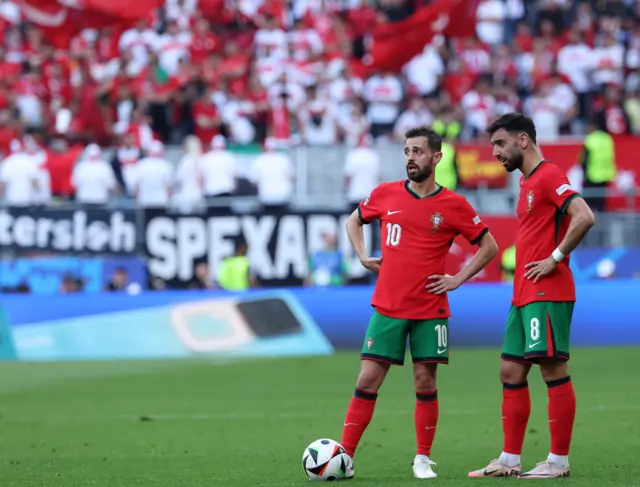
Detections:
[341, 388, 377, 457]
[502, 382, 531, 455]
[547, 376, 576, 455]
[415, 390, 438, 456]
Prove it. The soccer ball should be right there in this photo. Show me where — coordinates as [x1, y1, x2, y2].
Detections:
[302, 438, 352, 481]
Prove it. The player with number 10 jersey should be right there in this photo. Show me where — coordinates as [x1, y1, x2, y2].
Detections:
[339, 126, 498, 480]
[360, 180, 488, 323]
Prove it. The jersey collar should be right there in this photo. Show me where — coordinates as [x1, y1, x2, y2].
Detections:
[404, 180, 443, 200]
[524, 160, 546, 180]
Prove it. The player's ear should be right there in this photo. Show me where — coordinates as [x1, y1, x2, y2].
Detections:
[433, 151, 443, 164]
[519, 133, 529, 150]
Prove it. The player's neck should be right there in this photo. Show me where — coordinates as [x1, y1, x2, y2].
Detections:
[407, 178, 440, 198]
[520, 152, 545, 178]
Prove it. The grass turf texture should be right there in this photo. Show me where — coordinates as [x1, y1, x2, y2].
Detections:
[0, 348, 639, 486]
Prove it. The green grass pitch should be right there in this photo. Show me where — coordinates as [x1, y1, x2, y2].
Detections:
[1, 347, 639, 486]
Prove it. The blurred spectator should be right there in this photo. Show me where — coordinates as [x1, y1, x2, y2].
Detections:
[216, 239, 257, 291]
[394, 96, 433, 141]
[250, 137, 295, 212]
[71, 144, 117, 205]
[501, 244, 516, 282]
[363, 71, 403, 139]
[200, 134, 237, 199]
[461, 77, 495, 138]
[305, 232, 347, 287]
[174, 134, 204, 212]
[0, 139, 40, 207]
[580, 123, 617, 212]
[60, 275, 84, 293]
[435, 135, 458, 190]
[298, 85, 339, 146]
[105, 267, 131, 292]
[404, 43, 445, 98]
[189, 261, 216, 289]
[25, 135, 52, 206]
[343, 134, 380, 210]
[115, 132, 143, 196]
[131, 140, 174, 208]
[476, 0, 506, 47]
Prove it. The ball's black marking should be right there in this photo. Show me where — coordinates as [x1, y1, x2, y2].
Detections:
[303, 455, 311, 478]
[307, 447, 319, 464]
[339, 456, 347, 474]
[321, 439, 330, 445]
[307, 462, 330, 476]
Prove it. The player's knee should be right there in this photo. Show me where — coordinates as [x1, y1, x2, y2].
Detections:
[500, 360, 530, 384]
[413, 363, 437, 391]
[539, 359, 568, 382]
[356, 360, 389, 393]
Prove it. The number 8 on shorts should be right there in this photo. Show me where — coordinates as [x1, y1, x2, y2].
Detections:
[501, 301, 574, 362]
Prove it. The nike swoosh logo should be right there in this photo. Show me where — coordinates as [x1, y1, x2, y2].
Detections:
[483, 469, 500, 476]
[387, 210, 401, 215]
[425, 426, 436, 430]
[437, 348, 447, 354]
[529, 341, 541, 348]
[344, 422, 357, 427]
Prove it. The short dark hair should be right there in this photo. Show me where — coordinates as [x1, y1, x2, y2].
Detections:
[404, 126, 442, 152]
[486, 113, 537, 144]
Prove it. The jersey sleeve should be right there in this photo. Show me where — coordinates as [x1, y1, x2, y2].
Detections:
[452, 197, 489, 245]
[358, 184, 384, 224]
[545, 168, 581, 214]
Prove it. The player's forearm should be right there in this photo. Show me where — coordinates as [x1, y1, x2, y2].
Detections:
[557, 215, 594, 256]
[346, 210, 367, 260]
[456, 235, 498, 284]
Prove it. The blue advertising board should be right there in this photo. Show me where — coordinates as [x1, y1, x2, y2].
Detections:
[1, 280, 639, 361]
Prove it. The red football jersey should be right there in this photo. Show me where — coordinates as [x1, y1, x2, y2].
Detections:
[513, 162, 581, 306]
[359, 181, 489, 320]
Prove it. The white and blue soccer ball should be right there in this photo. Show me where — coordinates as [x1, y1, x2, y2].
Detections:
[302, 438, 353, 481]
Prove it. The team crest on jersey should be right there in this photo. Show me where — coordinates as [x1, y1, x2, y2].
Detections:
[366, 337, 374, 350]
[431, 212, 444, 230]
[527, 190, 535, 212]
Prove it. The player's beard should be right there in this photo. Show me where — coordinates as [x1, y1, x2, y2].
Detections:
[406, 157, 434, 183]
[504, 150, 524, 173]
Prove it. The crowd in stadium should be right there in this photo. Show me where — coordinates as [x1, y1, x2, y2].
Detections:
[0, 0, 638, 155]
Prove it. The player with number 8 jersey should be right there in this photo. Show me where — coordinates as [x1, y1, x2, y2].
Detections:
[469, 113, 595, 480]
[338, 127, 499, 480]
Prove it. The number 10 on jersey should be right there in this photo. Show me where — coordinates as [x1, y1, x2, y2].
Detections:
[386, 223, 402, 247]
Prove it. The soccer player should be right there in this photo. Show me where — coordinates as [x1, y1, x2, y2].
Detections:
[341, 126, 499, 479]
[469, 113, 595, 479]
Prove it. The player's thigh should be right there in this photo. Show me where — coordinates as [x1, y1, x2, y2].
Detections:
[361, 310, 410, 366]
[521, 301, 573, 362]
[501, 305, 528, 362]
[409, 318, 449, 365]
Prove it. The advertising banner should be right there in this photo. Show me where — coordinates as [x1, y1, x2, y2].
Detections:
[143, 208, 375, 287]
[456, 137, 639, 211]
[3, 282, 640, 360]
[455, 144, 509, 189]
[0, 208, 138, 255]
[6, 290, 333, 360]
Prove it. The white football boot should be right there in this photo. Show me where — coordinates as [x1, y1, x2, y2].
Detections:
[413, 455, 437, 479]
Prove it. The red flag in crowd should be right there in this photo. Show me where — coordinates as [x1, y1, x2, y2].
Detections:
[366, 0, 477, 74]
[18, 0, 163, 48]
